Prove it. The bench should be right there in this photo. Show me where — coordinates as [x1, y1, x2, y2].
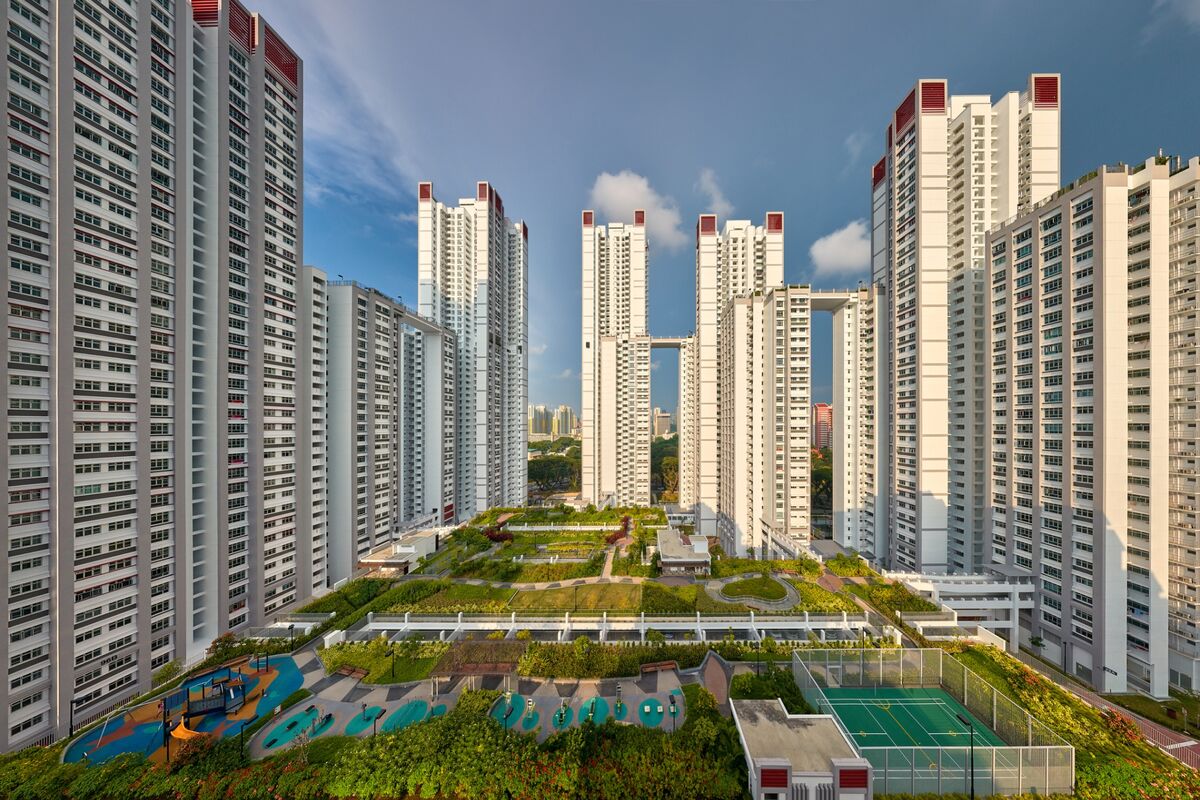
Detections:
[640, 660, 678, 674]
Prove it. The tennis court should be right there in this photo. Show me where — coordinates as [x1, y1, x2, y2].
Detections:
[823, 687, 1004, 750]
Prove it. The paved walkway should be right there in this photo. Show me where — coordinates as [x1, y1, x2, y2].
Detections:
[601, 548, 615, 579]
[1016, 650, 1200, 770]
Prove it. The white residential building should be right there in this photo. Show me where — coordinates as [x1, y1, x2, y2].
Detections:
[417, 181, 528, 520]
[870, 73, 1060, 574]
[717, 285, 875, 559]
[1, 0, 316, 748]
[581, 210, 651, 507]
[988, 155, 1200, 697]
[325, 280, 455, 584]
[690, 214, 785, 535]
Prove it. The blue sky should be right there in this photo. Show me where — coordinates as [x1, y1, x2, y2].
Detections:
[255, 0, 1200, 415]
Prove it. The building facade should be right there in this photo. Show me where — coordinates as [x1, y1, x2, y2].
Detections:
[652, 407, 672, 437]
[1, 0, 315, 748]
[581, 210, 651, 507]
[870, 74, 1061, 574]
[812, 403, 833, 450]
[417, 181, 528, 520]
[988, 155, 1200, 696]
[528, 404, 551, 437]
[551, 404, 577, 439]
[717, 286, 875, 559]
[325, 280, 455, 585]
[689, 215, 785, 535]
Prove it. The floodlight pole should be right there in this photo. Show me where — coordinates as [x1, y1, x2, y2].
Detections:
[955, 713, 975, 800]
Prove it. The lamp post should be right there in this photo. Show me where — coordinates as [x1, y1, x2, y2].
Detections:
[373, 709, 379, 737]
[669, 695, 677, 732]
[289, 623, 296, 650]
[390, 642, 397, 678]
[955, 713, 975, 800]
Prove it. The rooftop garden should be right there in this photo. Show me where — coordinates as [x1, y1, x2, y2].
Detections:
[949, 643, 1200, 800]
[0, 686, 745, 800]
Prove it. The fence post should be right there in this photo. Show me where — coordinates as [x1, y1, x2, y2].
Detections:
[992, 689, 997, 731]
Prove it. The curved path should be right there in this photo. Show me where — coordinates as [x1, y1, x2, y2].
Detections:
[704, 574, 800, 611]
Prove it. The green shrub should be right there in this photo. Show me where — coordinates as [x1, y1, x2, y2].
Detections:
[825, 551, 874, 578]
[730, 666, 813, 713]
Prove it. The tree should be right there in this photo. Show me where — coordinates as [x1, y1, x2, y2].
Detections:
[661, 456, 679, 494]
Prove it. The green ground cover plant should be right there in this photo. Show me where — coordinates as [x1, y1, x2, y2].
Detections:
[787, 580, 859, 613]
[721, 575, 787, 601]
[730, 665, 814, 713]
[846, 579, 939, 615]
[825, 551, 874, 578]
[318, 639, 448, 684]
[950, 644, 1200, 800]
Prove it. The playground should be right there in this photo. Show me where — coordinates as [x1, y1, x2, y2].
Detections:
[64, 654, 302, 765]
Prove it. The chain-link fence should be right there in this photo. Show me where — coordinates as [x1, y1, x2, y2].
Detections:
[793, 648, 1075, 795]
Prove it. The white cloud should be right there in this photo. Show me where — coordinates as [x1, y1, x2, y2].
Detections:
[1144, 0, 1200, 41]
[843, 131, 870, 165]
[809, 219, 871, 278]
[391, 209, 419, 225]
[588, 171, 687, 251]
[557, 368, 576, 380]
[530, 343, 548, 356]
[695, 167, 733, 217]
[650, 359, 661, 372]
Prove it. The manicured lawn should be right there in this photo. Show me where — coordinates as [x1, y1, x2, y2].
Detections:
[510, 583, 642, 612]
[402, 583, 516, 612]
[722, 575, 787, 601]
[319, 640, 448, 683]
[788, 580, 858, 613]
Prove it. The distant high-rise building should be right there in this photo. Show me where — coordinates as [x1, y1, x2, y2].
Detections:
[871, 74, 1061, 573]
[326, 281, 455, 584]
[581, 210, 651, 506]
[652, 407, 673, 437]
[0, 0, 313, 748]
[528, 404, 552, 436]
[811, 404, 834, 450]
[551, 405, 577, 439]
[418, 181, 528, 519]
[684, 215, 785, 535]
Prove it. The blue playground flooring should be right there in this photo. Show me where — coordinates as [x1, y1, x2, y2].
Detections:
[382, 700, 429, 733]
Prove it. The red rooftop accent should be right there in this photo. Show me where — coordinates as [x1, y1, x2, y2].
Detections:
[634, 209, 645, 226]
[872, 157, 887, 188]
[192, 0, 218, 26]
[699, 214, 717, 236]
[839, 769, 869, 789]
[228, 0, 253, 51]
[582, 210, 594, 227]
[263, 27, 298, 87]
[894, 88, 916, 133]
[477, 182, 489, 202]
[920, 80, 946, 114]
[762, 768, 789, 789]
[766, 212, 783, 233]
[418, 182, 432, 201]
[1033, 75, 1059, 109]
[522, 222, 528, 240]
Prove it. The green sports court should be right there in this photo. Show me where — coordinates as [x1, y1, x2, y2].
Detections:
[822, 687, 1004, 750]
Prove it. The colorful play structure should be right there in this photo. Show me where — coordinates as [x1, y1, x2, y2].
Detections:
[64, 654, 303, 765]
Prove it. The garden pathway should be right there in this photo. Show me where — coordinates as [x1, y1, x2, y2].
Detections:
[702, 574, 799, 612]
[600, 547, 615, 579]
